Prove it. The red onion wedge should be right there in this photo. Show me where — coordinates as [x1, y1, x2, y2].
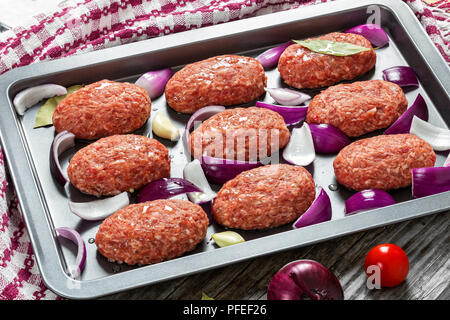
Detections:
[137, 178, 202, 203]
[200, 156, 263, 185]
[309, 123, 351, 154]
[345, 24, 389, 47]
[69, 192, 129, 221]
[282, 123, 315, 166]
[256, 41, 293, 69]
[293, 187, 332, 228]
[345, 189, 396, 215]
[56, 227, 86, 278]
[384, 94, 428, 135]
[265, 88, 311, 106]
[410, 116, 450, 151]
[183, 105, 226, 153]
[255, 101, 308, 125]
[49, 130, 76, 187]
[412, 166, 450, 198]
[267, 260, 344, 300]
[382, 66, 419, 88]
[135, 68, 173, 99]
[183, 159, 217, 204]
[13, 84, 67, 115]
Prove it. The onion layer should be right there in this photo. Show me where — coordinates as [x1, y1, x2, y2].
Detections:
[382, 66, 419, 88]
[293, 187, 332, 228]
[267, 260, 344, 300]
[410, 116, 450, 151]
[13, 84, 67, 115]
[256, 42, 293, 69]
[345, 24, 389, 47]
[49, 130, 76, 186]
[265, 87, 311, 106]
[137, 178, 202, 203]
[384, 94, 428, 135]
[183, 105, 226, 154]
[56, 227, 87, 278]
[135, 68, 173, 99]
[200, 156, 262, 185]
[345, 189, 396, 215]
[183, 159, 217, 204]
[282, 123, 315, 166]
[412, 166, 450, 198]
[69, 192, 129, 221]
[255, 101, 308, 125]
[309, 123, 350, 154]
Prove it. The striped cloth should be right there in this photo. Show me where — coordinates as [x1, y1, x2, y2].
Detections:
[0, 0, 449, 300]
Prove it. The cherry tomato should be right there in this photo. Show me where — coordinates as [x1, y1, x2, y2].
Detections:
[364, 243, 409, 287]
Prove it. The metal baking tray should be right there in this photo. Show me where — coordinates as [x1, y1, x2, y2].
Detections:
[0, 0, 449, 299]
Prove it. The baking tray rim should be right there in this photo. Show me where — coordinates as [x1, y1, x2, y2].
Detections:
[0, 0, 449, 299]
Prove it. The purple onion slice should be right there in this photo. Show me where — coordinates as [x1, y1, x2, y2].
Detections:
[384, 94, 428, 135]
[137, 178, 202, 203]
[49, 130, 76, 187]
[255, 101, 308, 125]
[135, 68, 173, 99]
[56, 227, 87, 278]
[309, 123, 351, 154]
[345, 24, 389, 47]
[382, 66, 419, 88]
[256, 41, 293, 69]
[345, 189, 396, 215]
[293, 187, 332, 228]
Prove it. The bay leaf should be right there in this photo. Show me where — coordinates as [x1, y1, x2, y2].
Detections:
[34, 84, 83, 128]
[293, 39, 371, 56]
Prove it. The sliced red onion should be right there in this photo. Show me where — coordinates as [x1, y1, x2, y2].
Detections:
[13, 84, 67, 115]
[382, 66, 419, 88]
[135, 68, 173, 99]
[412, 166, 450, 198]
[265, 88, 311, 106]
[69, 192, 129, 221]
[345, 189, 396, 215]
[56, 227, 86, 278]
[255, 101, 308, 125]
[137, 178, 202, 203]
[282, 123, 315, 166]
[183, 105, 226, 152]
[384, 94, 428, 135]
[183, 159, 217, 204]
[256, 41, 293, 69]
[267, 260, 344, 300]
[293, 187, 332, 228]
[200, 155, 263, 184]
[345, 23, 389, 47]
[49, 130, 76, 186]
[309, 123, 351, 154]
[410, 116, 450, 151]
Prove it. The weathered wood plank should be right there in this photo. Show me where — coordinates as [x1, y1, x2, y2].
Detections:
[103, 211, 449, 300]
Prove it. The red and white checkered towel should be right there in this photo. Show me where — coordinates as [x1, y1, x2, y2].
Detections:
[0, 0, 448, 300]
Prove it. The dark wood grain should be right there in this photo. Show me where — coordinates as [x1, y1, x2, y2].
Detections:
[103, 210, 449, 300]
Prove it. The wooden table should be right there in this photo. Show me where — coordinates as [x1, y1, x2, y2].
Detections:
[1, 0, 449, 301]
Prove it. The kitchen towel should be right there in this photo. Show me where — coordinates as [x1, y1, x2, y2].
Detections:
[0, 0, 448, 300]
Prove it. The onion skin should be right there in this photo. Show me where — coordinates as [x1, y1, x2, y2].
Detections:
[345, 24, 389, 47]
[256, 41, 293, 69]
[293, 187, 332, 228]
[200, 155, 262, 184]
[135, 68, 173, 99]
[137, 178, 202, 203]
[183, 159, 217, 205]
[409, 116, 450, 151]
[384, 94, 428, 135]
[267, 260, 344, 300]
[345, 189, 396, 215]
[56, 227, 86, 278]
[49, 130, 76, 186]
[309, 123, 351, 154]
[255, 101, 307, 125]
[412, 166, 450, 198]
[382, 66, 419, 88]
